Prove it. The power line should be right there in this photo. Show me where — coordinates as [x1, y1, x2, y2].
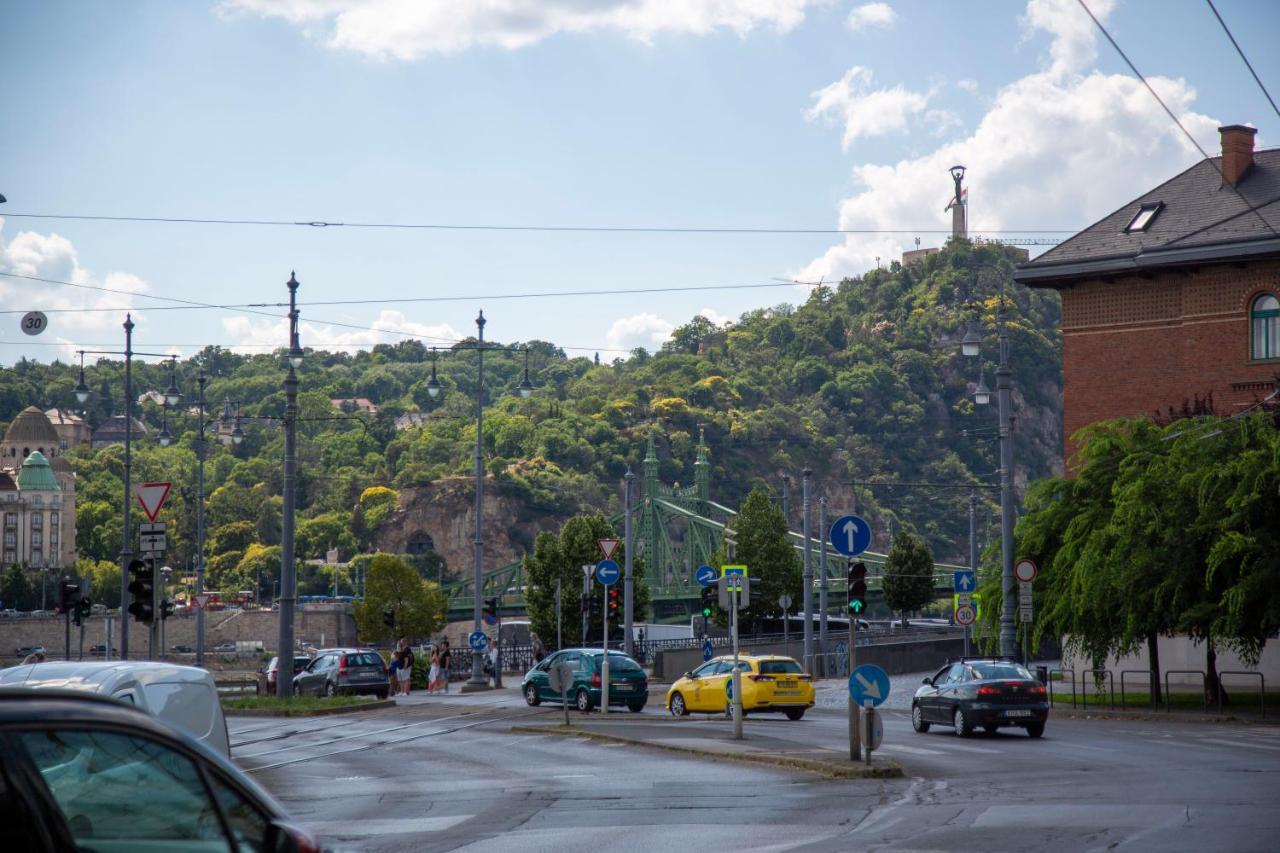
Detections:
[1206, 0, 1280, 120]
[0, 211, 1081, 235]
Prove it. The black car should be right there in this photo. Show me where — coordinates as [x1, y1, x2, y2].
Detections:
[912, 658, 1049, 737]
[0, 688, 319, 852]
[293, 648, 388, 698]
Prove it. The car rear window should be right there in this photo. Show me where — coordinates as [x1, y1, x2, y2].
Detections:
[591, 653, 642, 672]
[345, 653, 383, 667]
[759, 660, 804, 675]
[970, 663, 1034, 680]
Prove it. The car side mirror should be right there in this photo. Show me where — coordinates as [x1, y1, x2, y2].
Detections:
[684, 671, 694, 680]
[922, 677, 932, 685]
[264, 819, 318, 853]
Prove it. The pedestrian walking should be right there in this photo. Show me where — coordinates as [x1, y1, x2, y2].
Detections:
[428, 646, 441, 694]
[386, 651, 400, 697]
[488, 642, 499, 687]
[398, 638, 414, 697]
[438, 640, 451, 693]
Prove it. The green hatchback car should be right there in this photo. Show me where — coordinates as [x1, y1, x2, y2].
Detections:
[522, 648, 648, 713]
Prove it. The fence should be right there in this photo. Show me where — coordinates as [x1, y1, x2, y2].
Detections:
[1044, 667, 1264, 716]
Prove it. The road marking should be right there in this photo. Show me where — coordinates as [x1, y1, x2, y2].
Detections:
[936, 742, 1001, 754]
[876, 743, 948, 756]
[1198, 737, 1280, 752]
[307, 816, 471, 837]
[552, 774, 595, 779]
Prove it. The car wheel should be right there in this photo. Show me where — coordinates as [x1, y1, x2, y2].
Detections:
[669, 692, 688, 717]
[911, 703, 931, 733]
[1026, 722, 1045, 738]
[324, 682, 337, 698]
[524, 684, 542, 707]
[784, 709, 805, 721]
[293, 682, 302, 697]
[575, 688, 595, 713]
[953, 706, 974, 737]
[628, 702, 646, 713]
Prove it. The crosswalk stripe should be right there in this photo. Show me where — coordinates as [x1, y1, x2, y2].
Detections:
[877, 743, 948, 756]
[936, 742, 1001, 754]
[306, 816, 472, 837]
[1198, 737, 1280, 752]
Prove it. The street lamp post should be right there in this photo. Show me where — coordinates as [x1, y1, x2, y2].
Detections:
[962, 264, 1017, 658]
[194, 373, 208, 666]
[74, 320, 178, 660]
[277, 272, 303, 698]
[801, 468, 813, 674]
[818, 496, 828, 675]
[623, 468, 635, 658]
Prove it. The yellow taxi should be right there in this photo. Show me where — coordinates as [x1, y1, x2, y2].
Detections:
[665, 654, 815, 720]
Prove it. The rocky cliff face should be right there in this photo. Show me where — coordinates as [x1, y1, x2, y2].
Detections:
[374, 477, 551, 580]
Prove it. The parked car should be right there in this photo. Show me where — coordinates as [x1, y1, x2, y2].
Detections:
[912, 658, 1049, 738]
[0, 660, 232, 754]
[293, 648, 388, 699]
[15, 645, 46, 657]
[258, 655, 313, 696]
[0, 688, 319, 851]
[211, 642, 237, 653]
[522, 648, 648, 713]
[665, 654, 815, 720]
[88, 644, 107, 656]
[170, 644, 194, 654]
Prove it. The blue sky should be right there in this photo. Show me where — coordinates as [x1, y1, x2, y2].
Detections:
[2, 0, 1278, 365]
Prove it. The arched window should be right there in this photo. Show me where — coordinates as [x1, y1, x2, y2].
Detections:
[1253, 293, 1280, 360]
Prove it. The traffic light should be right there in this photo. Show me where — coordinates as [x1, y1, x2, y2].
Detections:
[59, 581, 80, 614]
[127, 559, 155, 623]
[847, 560, 868, 616]
[483, 597, 499, 622]
[382, 608, 395, 629]
[607, 588, 620, 617]
[74, 596, 92, 626]
[159, 599, 175, 621]
[700, 586, 716, 618]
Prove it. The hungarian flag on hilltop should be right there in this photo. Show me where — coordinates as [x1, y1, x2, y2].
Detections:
[945, 187, 968, 211]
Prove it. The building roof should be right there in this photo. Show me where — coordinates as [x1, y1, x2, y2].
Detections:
[17, 451, 59, 491]
[1015, 148, 1280, 287]
[44, 408, 86, 428]
[91, 415, 149, 441]
[330, 397, 379, 413]
[0, 472, 16, 491]
[3, 407, 60, 445]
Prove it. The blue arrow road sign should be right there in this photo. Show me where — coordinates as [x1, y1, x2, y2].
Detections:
[830, 515, 872, 557]
[848, 663, 890, 707]
[954, 570, 976, 593]
[695, 565, 718, 588]
[595, 559, 621, 585]
[468, 630, 488, 651]
[702, 638, 714, 661]
[725, 676, 735, 701]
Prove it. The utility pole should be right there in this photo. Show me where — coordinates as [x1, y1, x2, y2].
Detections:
[801, 468, 813, 674]
[848, 569, 861, 760]
[195, 373, 207, 668]
[967, 489, 977, 657]
[731, 577, 743, 740]
[581, 565, 591, 644]
[119, 315, 134, 660]
[467, 311, 489, 689]
[818, 496, 828, 676]
[276, 273, 302, 697]
[996, 300, 1017, 658]
[623, 468, 634, 657]
[555, 576, 562, 651]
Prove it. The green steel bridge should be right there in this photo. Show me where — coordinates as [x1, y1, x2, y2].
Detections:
[443, 432, 966, 621]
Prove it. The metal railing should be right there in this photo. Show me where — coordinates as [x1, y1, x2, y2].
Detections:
[1047, 668, 1077, 708]
[1119, 669, 1155, 711]
[1084, 669, 1115, 710]
[1216, 671, 1266, 718]
[1164, 670, 1207, 714]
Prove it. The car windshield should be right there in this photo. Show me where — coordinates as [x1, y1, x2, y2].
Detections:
[758, 660, 804, 675]
[969, 662, 1034, 680]
[591, 653, 641, 672]
[345, 653, 383, 667]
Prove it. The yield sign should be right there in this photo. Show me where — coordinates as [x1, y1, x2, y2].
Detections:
[193, 594, 211, 610]
[135, 482, 172, 522]
[596, 538, 619, 560]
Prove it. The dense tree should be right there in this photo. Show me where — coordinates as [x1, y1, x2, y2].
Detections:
[351, 553, 446, 643]
[717, 488, 802, 630]
[881, 532, 937, 626]
[1, 563, 34, 611]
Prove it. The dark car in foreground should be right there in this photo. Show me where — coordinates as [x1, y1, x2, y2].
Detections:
[293, 648, 388, 698]
[912, 658, 1049, 737]
[0, 688, 319, 852]
[522, 649, 648, 712]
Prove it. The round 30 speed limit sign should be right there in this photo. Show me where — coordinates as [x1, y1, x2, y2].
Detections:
[955, 603, 976, 625]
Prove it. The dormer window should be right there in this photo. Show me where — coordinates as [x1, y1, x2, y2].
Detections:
[1125, 202, 1164, 233]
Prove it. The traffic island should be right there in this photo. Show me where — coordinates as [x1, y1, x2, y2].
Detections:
[509, 719, 903, 780]
[222, 696, 396, 717]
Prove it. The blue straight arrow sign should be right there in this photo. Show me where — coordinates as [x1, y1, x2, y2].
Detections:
[953, 570, 976, 593]
[830, 515, 872, 557]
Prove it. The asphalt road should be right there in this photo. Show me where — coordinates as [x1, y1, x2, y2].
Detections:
[232, 677, 1280, 852]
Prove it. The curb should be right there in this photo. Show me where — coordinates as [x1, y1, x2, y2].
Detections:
[509, 724, 903, 780]
[1048, 706, 1276, 725]
[224, 699, 396, 718]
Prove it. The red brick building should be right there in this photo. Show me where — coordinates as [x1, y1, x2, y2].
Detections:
[1015, 125, 1280, 461]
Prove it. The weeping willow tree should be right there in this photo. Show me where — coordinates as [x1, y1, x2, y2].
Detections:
[978, 411, 1280, 705]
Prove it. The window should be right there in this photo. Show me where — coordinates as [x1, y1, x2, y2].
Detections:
[31, 495, 41, 506]
[30, 514, 42, 530]
[51, 513, 59, 527]
[206, 771, 272, 852]
[50, 530, 59, 546]
[3, 513, 14, 529]
[1252, 293, 1279, 360]
[691, 661, 721, 678]
[17, 729, 230, 845]
[1124, 202, 1163, 232]
[3, 550, 13, 564]
[6, 532, 16, 547]
[759, 660, 805, 675]
[31, 532, 42, 547]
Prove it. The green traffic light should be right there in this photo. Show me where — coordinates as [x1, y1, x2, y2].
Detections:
[701, 606, 712, 618]
[849, 600, 864, 614]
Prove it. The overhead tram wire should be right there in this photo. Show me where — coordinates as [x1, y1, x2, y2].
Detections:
[0, 211, 1080, 235]
[1206, 0, 1280, 120]
[1076, 0, 1280, 242]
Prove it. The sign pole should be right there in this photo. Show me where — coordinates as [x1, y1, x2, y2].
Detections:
[601, 581, 609, 714]
[555, 576, 562, 651]
[849, 606, 861, 760]
[732, 577, 743, 740]
[863, 699, 874, 765]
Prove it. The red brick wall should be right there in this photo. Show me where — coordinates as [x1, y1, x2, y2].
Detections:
[1059, 260, 1280, 463]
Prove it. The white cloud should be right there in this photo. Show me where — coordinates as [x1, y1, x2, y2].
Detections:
[806, 66, 932, 148]
[697, 307, 733, 327]
[798, 0, 1216, 281]
[0, 220, 151, 360]
[846, 2, 896, 32]
[603, 312, 675, 352]
[220, 0, 825, 60]
[221, 309, 463, 354]
[957, 78, 979, 94]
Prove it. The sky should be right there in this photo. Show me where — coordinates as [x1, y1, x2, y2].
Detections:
[2, 0, 1278, 366]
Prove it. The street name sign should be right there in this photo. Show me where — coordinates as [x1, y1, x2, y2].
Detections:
[695, 565, 718, 588]
[955, 603, 976, 625]
[468, 630, 488, 650]
[1014, 559, 1038, 583]
[596, 539, 619, 560]
[595, 559, 620, 585]
[829, 515, 872, 557]
[848, 663, 890, 707]
[953, 570, 975, 593]
[135, 482, 172, 523]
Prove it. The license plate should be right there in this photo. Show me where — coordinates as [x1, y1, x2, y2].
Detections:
[1004, 709, 1033, 717]
[775, 690, 799, 696]
[780, 680, 797, 688]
